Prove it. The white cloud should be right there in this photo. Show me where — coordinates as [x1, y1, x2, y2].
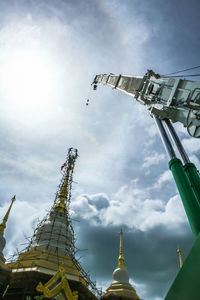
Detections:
[144, 122, 159, 138]
[154, 170, 173, 189]
[140, 195, 187, 231]
[182, 138, 200, 153]
[1, 199, 47, 258]
[0, 152, 58, 181]
[72, 180, 187, 232]
[71, 194, 98, 220]
[142, 152, 165, 168]
[130, 279, 149, 300]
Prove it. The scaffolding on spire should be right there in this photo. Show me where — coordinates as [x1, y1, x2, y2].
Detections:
[6, 148, 102, 299]
[25, 147, 78, 254]
[53, 147, 78, 213]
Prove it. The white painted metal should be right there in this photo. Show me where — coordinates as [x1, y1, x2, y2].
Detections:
[93, 71, 200, 138]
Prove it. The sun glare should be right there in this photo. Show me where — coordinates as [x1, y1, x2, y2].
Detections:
[0, 49, 55, 113]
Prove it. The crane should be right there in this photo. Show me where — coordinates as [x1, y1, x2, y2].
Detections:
[92, 70, 200, 238]
[93, 70, 200, 138]
[92, 70, 200, 299]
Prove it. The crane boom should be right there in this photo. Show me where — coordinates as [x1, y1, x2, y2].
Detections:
[93, 70, 200, 138]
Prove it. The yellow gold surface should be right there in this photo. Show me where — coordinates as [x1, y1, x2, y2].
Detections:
[0, 195, 16, 235]
[54, 167, 72, 213]
[2, 284, 9, 298]
[7, 248, 87, 286]
[104, 282, 140, 299]
[103, 229, 140, 299]
[36, 264, 78, 299]
[118, 229, 126, 269]
[177, 247, 183, 268]
[0, 259, 8, 269]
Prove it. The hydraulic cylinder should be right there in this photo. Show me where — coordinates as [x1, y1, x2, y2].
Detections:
[169, 158, 200, 238]
[164, 119, 190, 164]
[154, 116, 176, 160]
[184, 163, 200, 205]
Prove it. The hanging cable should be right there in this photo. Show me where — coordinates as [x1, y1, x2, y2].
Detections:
[162, 65, 200, 76]
[85, 83, 93, 106]
[162, 73, 200, 78]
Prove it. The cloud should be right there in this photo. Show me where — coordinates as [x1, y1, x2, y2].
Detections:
[154, 170, 173, 189]
[87, 193, 110, 210]
[71, 194, 98, 221]
[140, 195, 187, 231]
[1, 199, 47, 258]
[182, 138, 200, 153]
[142, 152, 165, 168]
[72, 178, 187, 233]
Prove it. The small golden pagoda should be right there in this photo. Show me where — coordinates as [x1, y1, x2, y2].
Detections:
[102, 230, 140, 300]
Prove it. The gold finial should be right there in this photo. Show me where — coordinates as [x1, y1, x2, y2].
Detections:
[177, 247, 183, 268]
[0, 195, 16, 235]
[118, 229, 126, 269]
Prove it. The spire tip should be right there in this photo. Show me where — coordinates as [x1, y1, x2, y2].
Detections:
[118, 228, 126, 269]
[0, 195, 16, 235]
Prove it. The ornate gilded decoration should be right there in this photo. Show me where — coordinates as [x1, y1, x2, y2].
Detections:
[36, 264, 78, 299]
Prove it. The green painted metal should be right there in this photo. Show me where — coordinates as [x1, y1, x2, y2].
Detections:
[165, 232, 200, 300]
[169, 158, 200, 237]
[184, 162, 200, 204]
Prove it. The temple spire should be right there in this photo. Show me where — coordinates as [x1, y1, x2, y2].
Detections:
[118, 229, 126, 269]
[53, 167, 71, 213]
[177, 247, 183, 268]
[0, 195, 16, 235]
[103, 229, 140, 299]
[53, 148, 77, 213]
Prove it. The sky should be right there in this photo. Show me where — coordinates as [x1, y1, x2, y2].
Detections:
[0, 0, 200, 299]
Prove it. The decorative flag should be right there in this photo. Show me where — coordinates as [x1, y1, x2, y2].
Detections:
[61, 162, 66, 170]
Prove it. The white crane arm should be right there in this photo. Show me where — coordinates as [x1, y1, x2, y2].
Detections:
[93, 70, 200, 138]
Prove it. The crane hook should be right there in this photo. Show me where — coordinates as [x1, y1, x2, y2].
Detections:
[93, 84, 97, 90]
